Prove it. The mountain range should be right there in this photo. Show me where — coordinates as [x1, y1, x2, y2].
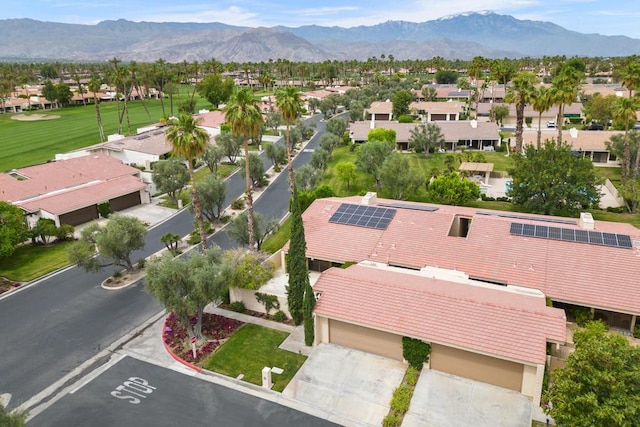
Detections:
[0, 12, 639, 62]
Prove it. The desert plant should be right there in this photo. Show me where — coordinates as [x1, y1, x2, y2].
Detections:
[390, 385, 412, 413]
[231, 197, 245, 210]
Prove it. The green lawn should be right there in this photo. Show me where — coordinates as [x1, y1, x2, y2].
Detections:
[261, 216, 292, 254]
[203, 324, 306, 392]
[0, 241, 74, 282]
[0, 88, 211, 172]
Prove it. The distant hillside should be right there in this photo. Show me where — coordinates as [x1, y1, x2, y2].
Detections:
[0, 12, 638, 62]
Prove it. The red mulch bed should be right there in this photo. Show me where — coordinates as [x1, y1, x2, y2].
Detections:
[0, 278, 22, 295]
[163, 312, 243, 365]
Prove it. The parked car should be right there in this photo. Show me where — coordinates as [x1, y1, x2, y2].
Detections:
[587, 123, 604, 130]
[546, 120, 556, 128]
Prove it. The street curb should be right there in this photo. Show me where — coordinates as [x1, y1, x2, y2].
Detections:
[161, 315, 203, 373]
[22, 309, 167, 419]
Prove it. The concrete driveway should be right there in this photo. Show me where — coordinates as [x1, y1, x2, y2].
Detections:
[403, 369, 532, 427]
[283, 344, 405, 426]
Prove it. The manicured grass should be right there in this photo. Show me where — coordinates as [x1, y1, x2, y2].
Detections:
[203, 324, 306, 392]
[261, 216, 292, 254]
[0, 241, 74, 282]
[0, 88, 210, 172]
[594, 166, 622, 188]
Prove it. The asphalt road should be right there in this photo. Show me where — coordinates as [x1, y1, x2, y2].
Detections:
[29, 356, 337, 427]
[0, 114, 327, 409]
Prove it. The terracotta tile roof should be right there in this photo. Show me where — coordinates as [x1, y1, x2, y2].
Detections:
[349, 121, 499, 143]
[300, 196, 640, 315]
[313, 263, 566, 365]
[522, 129, 624, 151]
[1, 154, 141, 203]
[193, 110, 226, 129]
[85, 130, 172, 156]
[366, 101, 393, 115]
[17, 175, 145, 215]
[409, 101, 465, 114]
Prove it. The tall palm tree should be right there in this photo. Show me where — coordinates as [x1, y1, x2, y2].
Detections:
[275, 86, 303, 194]
[618, 60, 640, 98]
[505, 71, 537, 153]
[550, 65, 583, 144]
[531, 86, 553, 149]
[87, 78, 105, 142]
[612, 96, 640, 181]
[166, 114, 210, 251]
[224, 88, 264, 250]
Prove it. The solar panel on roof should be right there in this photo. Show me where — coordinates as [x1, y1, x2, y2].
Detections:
[509, 221, 634, 249]
[548, 227, 562, 240]
[535, 225, 549, 238]
[328, 203, 396, 230]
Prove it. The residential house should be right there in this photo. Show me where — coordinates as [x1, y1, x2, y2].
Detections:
[281, 193, 640, 404]
[409, 101, 465, 122]
[349, 120, 500, 151]
[0, 154, 148, 226]
[477, 102, 584, 127]
[365, 101, 393, 121]
[522, 128, 623, 165]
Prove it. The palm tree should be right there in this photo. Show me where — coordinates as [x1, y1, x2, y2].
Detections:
[225, 88, 264, 250]
[166, 114, 210, 251]
[531, 86, 553, 149]
[275, 86, 303, 194]
[550, 65, 583, 144]
[87, 78, 105, 142]
[618, 60, 640, 98]
[612, 96, 640, 181]
[505, 71, 537, 153]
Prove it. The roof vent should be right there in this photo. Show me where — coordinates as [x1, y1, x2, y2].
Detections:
[362, 192, 377, 205]
[470, 119, 478, 128]
[579, 212, 595, 230]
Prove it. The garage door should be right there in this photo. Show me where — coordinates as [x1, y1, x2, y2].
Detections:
[328, 319, 403, 360]
[430, 344, 524, 392]
[59, 205, 99, 226]
[109, 192, 141, 212]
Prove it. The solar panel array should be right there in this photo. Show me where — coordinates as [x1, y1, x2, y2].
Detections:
[510, 222, 633, 249]
[378, 202, 439, 212]
[329, 203, 396, 230]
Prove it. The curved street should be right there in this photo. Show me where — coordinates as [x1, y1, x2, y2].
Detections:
[0, 114, 326, 410]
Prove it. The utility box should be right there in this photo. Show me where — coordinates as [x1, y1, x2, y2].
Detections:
[261, 367, 272, 389]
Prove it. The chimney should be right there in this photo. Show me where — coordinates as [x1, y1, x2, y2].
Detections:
[579, 212, 595, 230]
[569, 127, 578, 138]
[362, 192, 377, 205]
[470, 119, 478, 128]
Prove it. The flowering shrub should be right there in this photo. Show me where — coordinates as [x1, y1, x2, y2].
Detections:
[163, 312, 243, 365]
[0, 278, 22, 295]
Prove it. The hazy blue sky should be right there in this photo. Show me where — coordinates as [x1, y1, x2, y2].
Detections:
[5, 0, 640, 38]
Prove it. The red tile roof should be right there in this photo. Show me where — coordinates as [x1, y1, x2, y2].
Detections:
[314, 263, 566, 365]
[194, 110, 226, 129]
[17, 175, 145, 215]
[0, 154, 141, 203]
[300, 196, 640, 315]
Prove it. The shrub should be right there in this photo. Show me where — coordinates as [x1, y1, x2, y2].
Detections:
[136, 258, 146, 269]
[98, 202, 111, 218]
[272, 310, 287, 322]
[390, 385, 412, 413]
[404, 366, 419, 387]
[634, 326, 640, 339]
[606, 206, 625, 213]
[231, 198, 245, 210]
[112, 270, 122, 278]
[402, 337, 431, 370]
[571, 307, 594, 327]
[397, 115, 414, 123]
[229, 301, 246, 313]
[382, 414, 401, 427]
